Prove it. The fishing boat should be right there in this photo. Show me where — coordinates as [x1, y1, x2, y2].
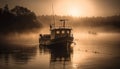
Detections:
[39, 19, 74, 47]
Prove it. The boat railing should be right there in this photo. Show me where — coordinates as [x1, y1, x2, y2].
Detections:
[40, 34, 51, 39]
[51, 26, 72, 30]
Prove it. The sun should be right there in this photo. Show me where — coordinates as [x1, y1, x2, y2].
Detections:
[69, 7, 80, 17]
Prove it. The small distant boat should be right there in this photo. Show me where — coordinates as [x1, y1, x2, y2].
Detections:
[39, 19, 74, 47]
[88, 31, 97, 35]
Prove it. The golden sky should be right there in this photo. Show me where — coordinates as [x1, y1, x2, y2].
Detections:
[0, 0, 120, 17]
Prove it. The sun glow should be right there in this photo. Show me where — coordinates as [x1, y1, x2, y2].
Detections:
[54, 0, 95, 17]
[69, 7, 80, 17]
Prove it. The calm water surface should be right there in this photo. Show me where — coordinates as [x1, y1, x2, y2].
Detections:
[0, 33, 120, 69]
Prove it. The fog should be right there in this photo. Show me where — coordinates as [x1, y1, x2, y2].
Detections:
[0, 15, 120, 46]
[0, 33, 39, 46]
[38, 15, 120, 33]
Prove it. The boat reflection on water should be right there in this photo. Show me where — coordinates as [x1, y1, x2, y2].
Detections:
[39, 44, 73, 69]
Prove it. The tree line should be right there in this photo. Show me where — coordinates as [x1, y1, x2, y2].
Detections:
[0, 4, 42, 34]
[38, 15, 120, 32]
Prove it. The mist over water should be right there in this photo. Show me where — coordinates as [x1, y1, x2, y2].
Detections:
[0, 27, 120, 69]
[0, 1, 120, 68]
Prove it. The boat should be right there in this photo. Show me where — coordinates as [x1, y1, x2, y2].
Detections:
[88, 31, 97, 35]
[39, 19, 74, 47]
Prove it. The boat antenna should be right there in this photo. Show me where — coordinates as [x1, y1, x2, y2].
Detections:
[52, 1, 55, 27]
[60, 19, 68, 28]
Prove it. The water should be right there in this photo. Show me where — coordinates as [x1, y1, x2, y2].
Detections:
[0, 33, 120, 69]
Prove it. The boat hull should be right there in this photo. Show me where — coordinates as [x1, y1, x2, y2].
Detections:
[39, 36, 74, 48]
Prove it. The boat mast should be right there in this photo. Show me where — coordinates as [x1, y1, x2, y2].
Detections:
[52, 1, 55, 28]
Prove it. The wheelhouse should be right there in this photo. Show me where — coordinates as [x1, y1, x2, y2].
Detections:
[50, 27, 72, 39]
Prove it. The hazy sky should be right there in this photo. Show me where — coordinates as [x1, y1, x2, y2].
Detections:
[0, 0, 120, 17]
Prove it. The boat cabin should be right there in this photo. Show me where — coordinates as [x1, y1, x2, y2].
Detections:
[50, 28, 72, 39]
[39, 19, 74, 46]
[50, 19, 73, 39]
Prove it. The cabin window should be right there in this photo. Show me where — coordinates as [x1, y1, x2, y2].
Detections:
[62, 30, 65, 34]
[67, 31, 70, 34]
[56, 31, 60, 34]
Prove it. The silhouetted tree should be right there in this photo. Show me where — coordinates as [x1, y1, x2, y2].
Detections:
[0, 5, 42, 34]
